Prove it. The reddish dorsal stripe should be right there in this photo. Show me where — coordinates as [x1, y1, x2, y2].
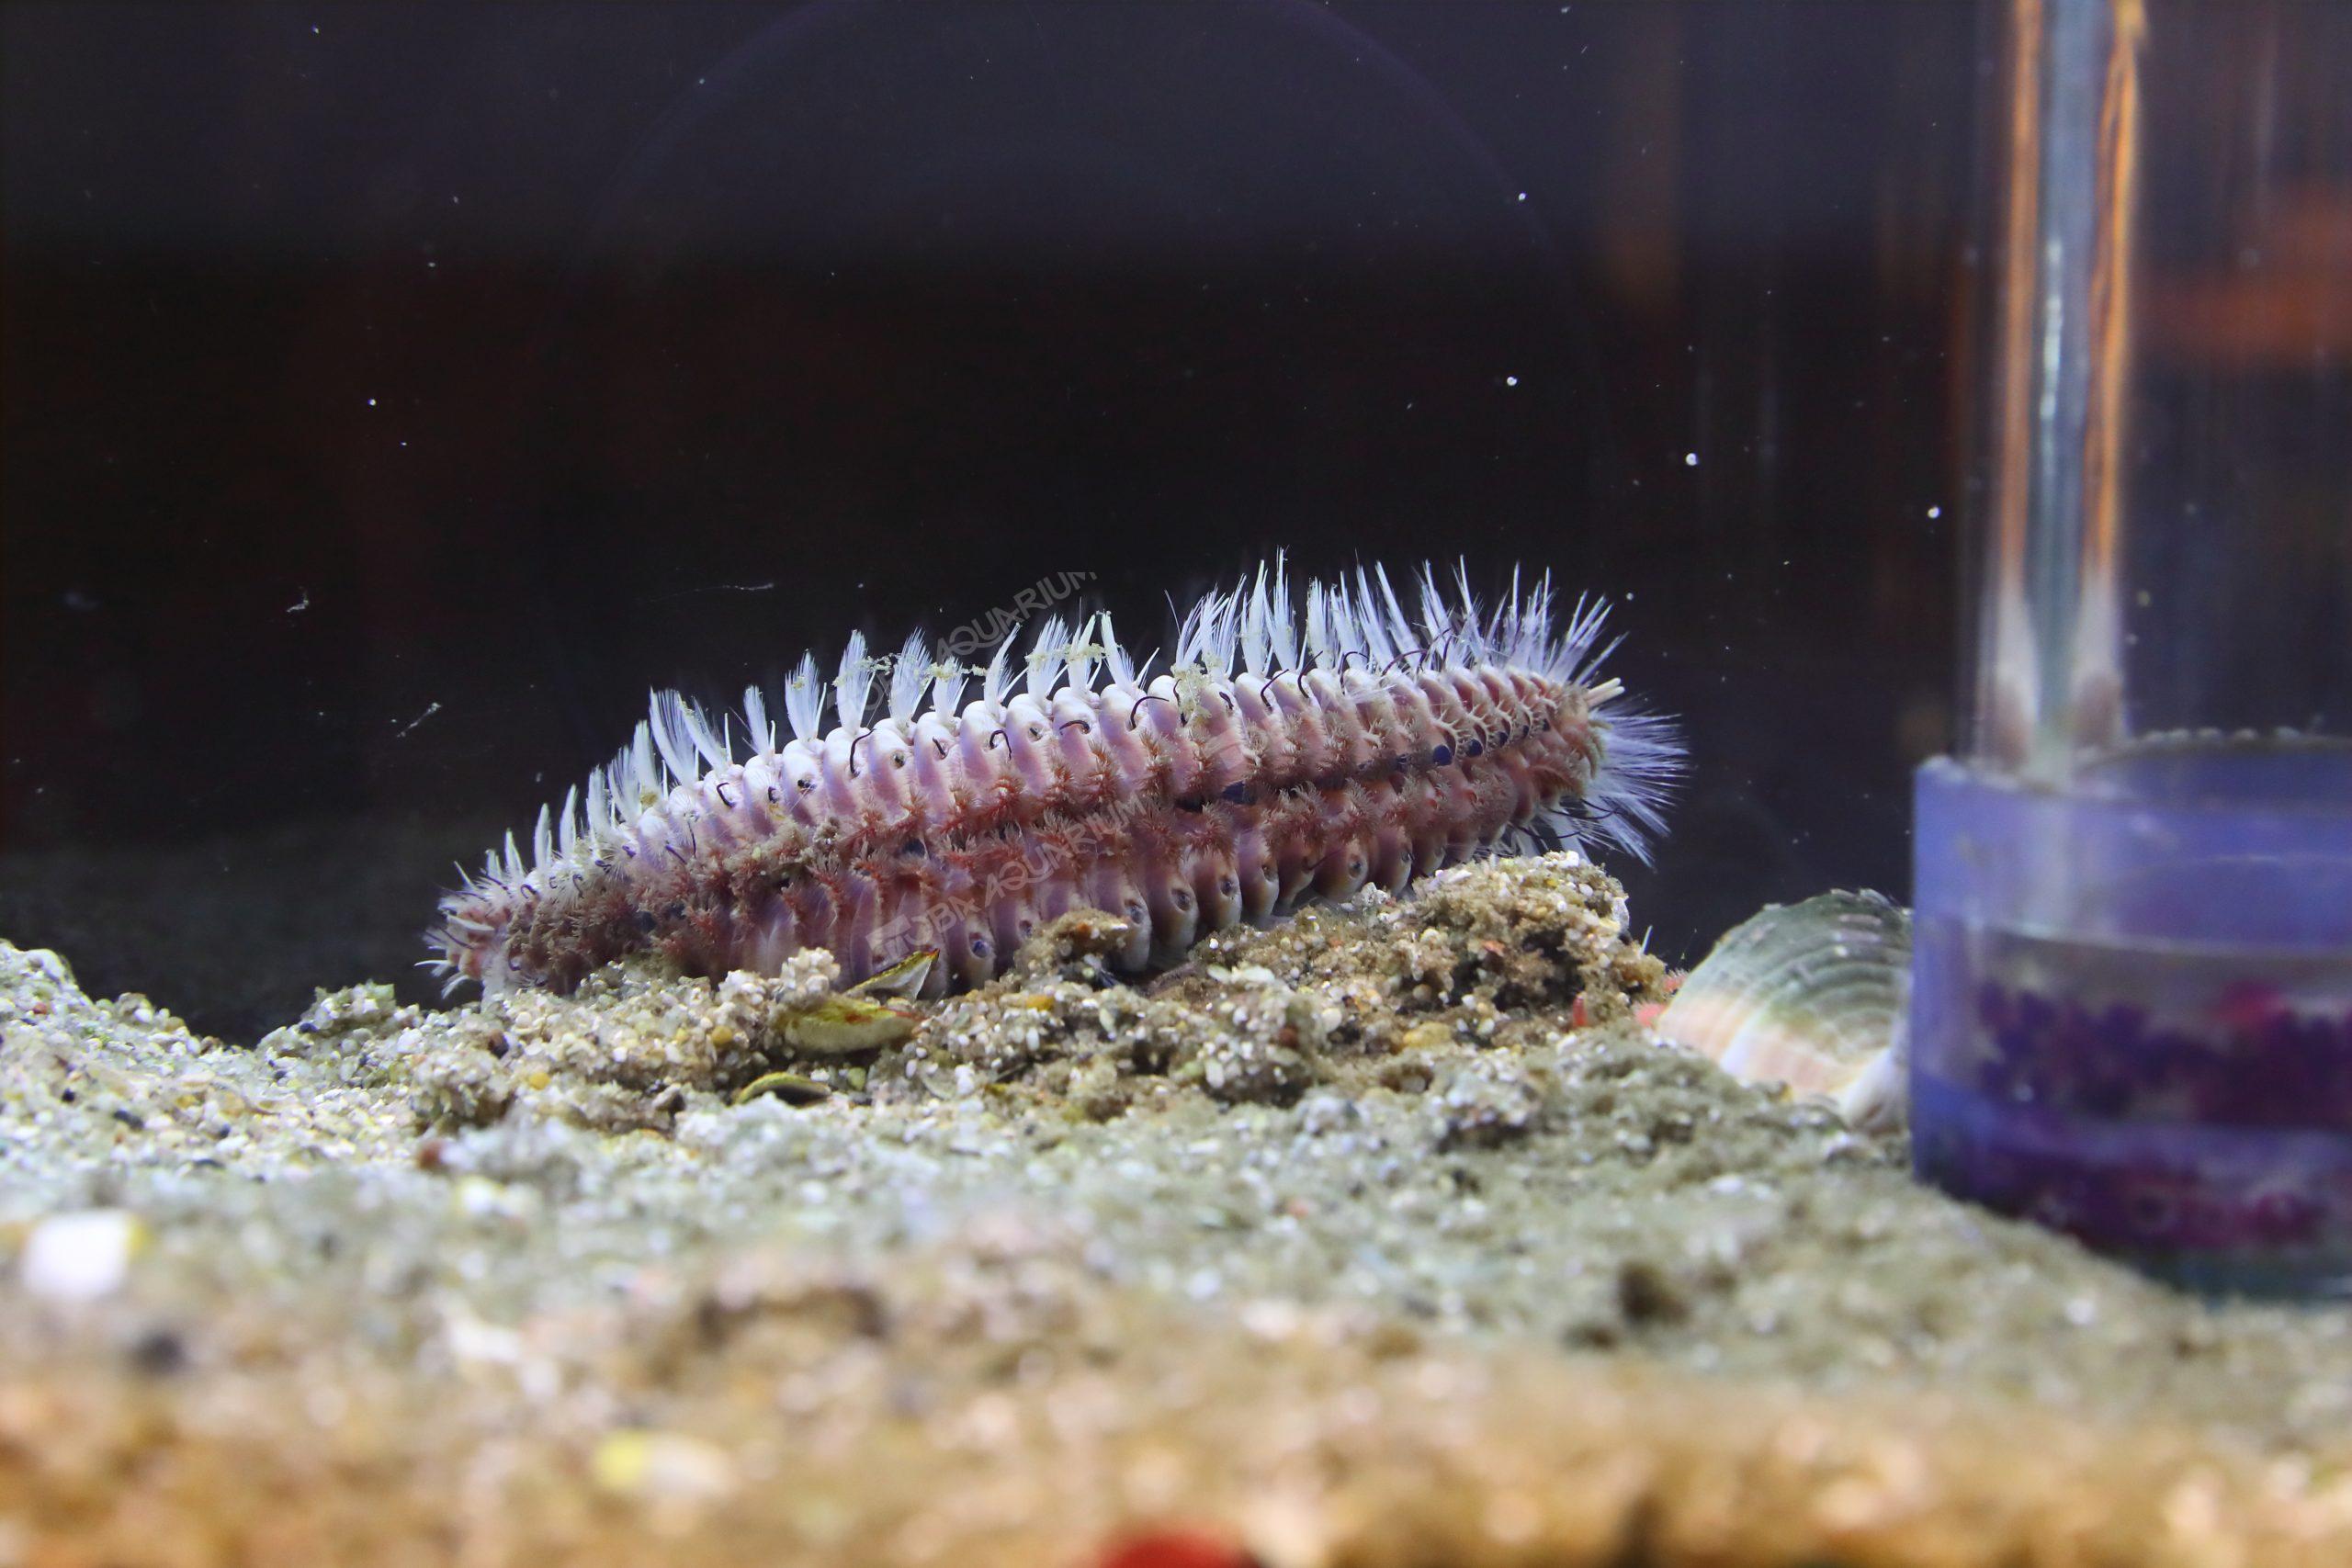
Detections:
[425, 560, 1679, 998]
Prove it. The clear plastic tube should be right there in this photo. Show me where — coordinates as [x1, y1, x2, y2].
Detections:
[1912, 0, 2352, 1294]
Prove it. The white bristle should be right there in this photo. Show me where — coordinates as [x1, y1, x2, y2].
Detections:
[680, 698, 731, 771]
[833, 632, 872, 730]
[1205, 590, 1239, 673]
[1101, 614, 1136, 688]
[1064, 614, 1102, 692]
[1417, 563, 1450, 652]
[888, 631, 931, 723]
[1241, 567, 1274, 678]
[1304, 581, 1336, 669]
[928, 656, 968, 717]
[1326, 581, 1361, 665]
[1352, 569, 1396, 666]
[629, 722, 660, 798]
[784, 652, 825, 742]
[1171, 592, 1206, 670]
[1372, 565, 1415, 657]
[646, 694, 695, 785]
[980, 634, 1015, 707]
[1025, 615, 1070, 699]
[1453, 562, 1488, 660]
[742, 684, 776, 755]
[1266, 555, 1298, 671]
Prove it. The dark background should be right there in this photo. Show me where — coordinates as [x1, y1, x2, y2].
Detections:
[3, 2, 1977, 1038]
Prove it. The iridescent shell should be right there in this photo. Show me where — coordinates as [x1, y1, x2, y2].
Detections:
[1655, 890, 1909, 1131]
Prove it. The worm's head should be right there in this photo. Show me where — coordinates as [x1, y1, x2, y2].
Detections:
[423, 886, 522, 997]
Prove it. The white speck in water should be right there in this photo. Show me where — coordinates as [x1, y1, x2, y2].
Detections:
[366, 397, 377, 407]
[1516, 191, 1528, 202]
[1927, 505, 1942, 519]
[1504, 375, 1519, 388]
[1685, 452, 1698, 467]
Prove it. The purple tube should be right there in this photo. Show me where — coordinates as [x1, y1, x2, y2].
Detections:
[1912, 746, 2352, 1295]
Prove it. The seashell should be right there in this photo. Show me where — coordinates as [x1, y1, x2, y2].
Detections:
[775, 994, 921, 1055]
[1655, 890, 1909, 1131]
[730, 1071, 832, 1108]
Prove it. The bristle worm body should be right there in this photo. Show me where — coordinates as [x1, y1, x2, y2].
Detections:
[426, 560, 1679, 999]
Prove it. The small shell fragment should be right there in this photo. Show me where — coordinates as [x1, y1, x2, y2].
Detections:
[1655, 890, 1910, 1132]
[775, 995, 921, 1055]
[730, 1071, 831, 1108]
[20, 1209, 144, 1303]
[754, 947, 933, 1057]
[847, 948, 937, 1000]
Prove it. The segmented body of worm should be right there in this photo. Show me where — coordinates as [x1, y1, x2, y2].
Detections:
[426, 561, 1679, 998]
